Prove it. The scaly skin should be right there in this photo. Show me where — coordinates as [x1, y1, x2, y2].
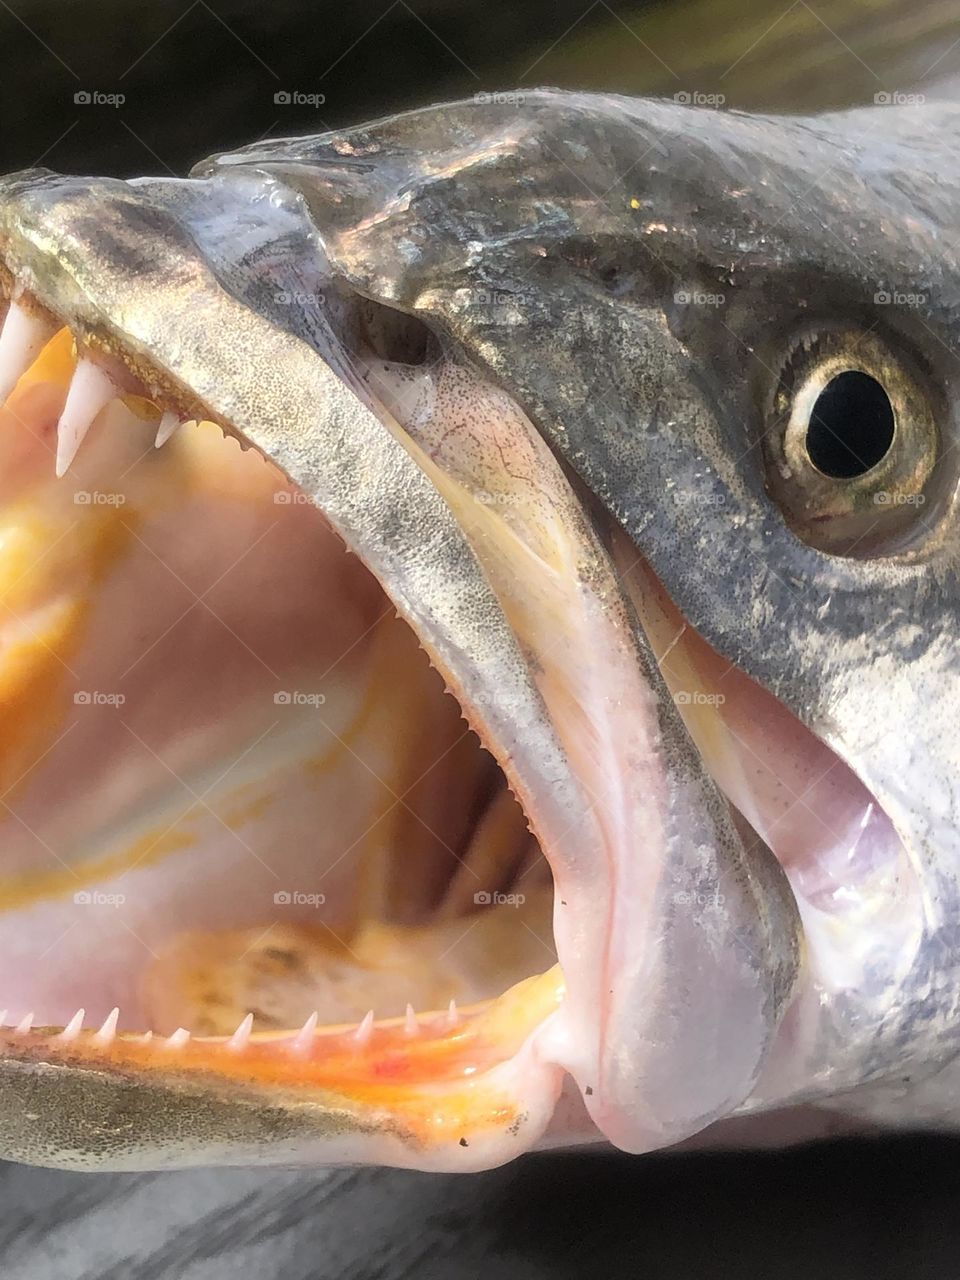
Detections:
[0, 91, 956, 1170]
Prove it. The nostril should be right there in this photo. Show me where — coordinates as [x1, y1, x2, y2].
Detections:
[354, 297, 433, 366]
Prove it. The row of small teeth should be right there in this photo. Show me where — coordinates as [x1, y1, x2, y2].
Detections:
[1, 298, 465, 1056]
[0, 1000, 462, 1052]
[0, 300, 185, 473]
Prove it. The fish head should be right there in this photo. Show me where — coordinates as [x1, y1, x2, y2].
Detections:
[0, 90, 951, 1170]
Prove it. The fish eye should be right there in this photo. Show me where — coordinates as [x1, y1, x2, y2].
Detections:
[762, 327, 940, 555]
[803, 370, 895, 479]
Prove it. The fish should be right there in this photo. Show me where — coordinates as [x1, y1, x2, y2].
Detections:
[0, 88, 954, 1172]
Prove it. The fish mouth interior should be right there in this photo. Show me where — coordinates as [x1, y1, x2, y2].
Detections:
[0, 306, 561, 1086]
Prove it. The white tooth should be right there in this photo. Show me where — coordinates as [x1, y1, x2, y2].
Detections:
[0, 301, 55, 405]
[59, 1009, 85, 1042]
[93, 1007, 119, 1046]
[55, 357, 118, 477]
[354, 1010, 375, 1047]
[15, 1013, 34, 1034]
[164, 1027, 191, 1050]
[404, 1003, 418, 1036]
[226, 1013, 254, 1052]
[139, 1031, 154, 1046]
[0, 1010, 7, 1026]
[445, 998, 459, 1029]
[154, 410, 180, 448]
[291, 1011, 318, 1054]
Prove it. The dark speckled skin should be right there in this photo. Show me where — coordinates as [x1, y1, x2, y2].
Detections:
[0, 1041, 396, 1170]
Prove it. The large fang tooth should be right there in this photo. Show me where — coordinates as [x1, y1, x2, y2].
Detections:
[59, 1009, 86, 1042]
[15, 1013, 34, 1034]
[226, 1013, 254, 1052]
[404, 1003, 419, 1036]
[0, 301, 56, 405]
[164, 1027, 191, 1050]
[0, 1010, 7, 1026]
[154, 410, 180, 448]
[55, 357, 118, 477]
[445, 998, 459, 1029]
[93, 1007, 120, 1046]
[354, 1010, 375, 1047]
[291, 1011, 318, 1054]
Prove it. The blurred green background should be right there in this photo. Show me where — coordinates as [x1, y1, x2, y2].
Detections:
[2, 0, 959, 175]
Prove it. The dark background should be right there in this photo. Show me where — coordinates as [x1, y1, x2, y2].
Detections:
[4, 0, 960, 177]
[4, 1135, 960, 1279]
[4, 0, 960, 1275]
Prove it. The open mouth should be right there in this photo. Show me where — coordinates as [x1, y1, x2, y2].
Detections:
[0, 253, 917, 1171]
[0, 294, 574, 1163]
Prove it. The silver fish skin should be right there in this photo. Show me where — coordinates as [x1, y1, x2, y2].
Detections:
[0, 91, 956, 1170]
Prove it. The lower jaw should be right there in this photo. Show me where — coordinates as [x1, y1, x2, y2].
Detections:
[0, 968, 569, 1171]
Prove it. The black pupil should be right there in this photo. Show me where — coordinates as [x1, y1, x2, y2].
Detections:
[805, 370, 895, 479]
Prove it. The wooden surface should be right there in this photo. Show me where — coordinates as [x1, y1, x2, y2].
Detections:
[2, 1136, 960, 1279]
